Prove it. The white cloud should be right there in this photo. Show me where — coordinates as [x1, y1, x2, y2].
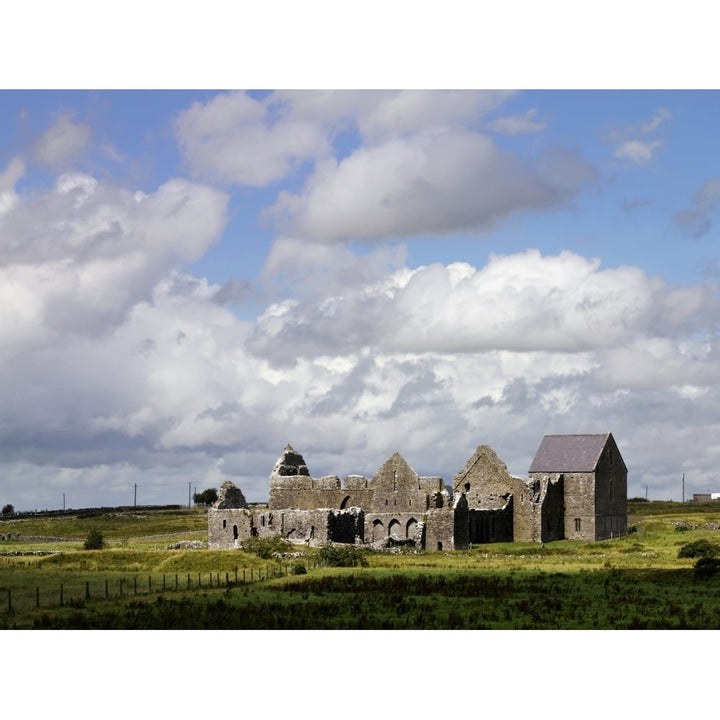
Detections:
[0, 172, 229, 356]
[609, 108, 671, 164]
[485, 108, 546, 135]
[3, 241, 720, 509]
[269, 131, 594, 241]
[33, 114, 92, 167]
[614, 139, 662, 163]
[175, 91, 336, 186]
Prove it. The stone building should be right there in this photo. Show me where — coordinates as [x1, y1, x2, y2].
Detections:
[208, 433, 628, 550]
[209, 445, 464, 551]
[528, 433, 628, 541]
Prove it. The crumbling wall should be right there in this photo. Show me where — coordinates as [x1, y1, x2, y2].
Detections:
[454, 445, 528, 541]
[208, 507, 254, 548]
[328, 507, 365, 544]
[519, 474, 565, 542]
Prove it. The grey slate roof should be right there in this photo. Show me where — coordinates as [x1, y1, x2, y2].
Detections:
[528, 433, 616, 473]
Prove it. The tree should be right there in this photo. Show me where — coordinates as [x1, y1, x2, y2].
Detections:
[193, 488, 218, 506]
[1, 504, 14, 516]
[84, 529, 105, 550]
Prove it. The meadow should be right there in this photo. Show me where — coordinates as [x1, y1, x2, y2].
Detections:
[2, 500, 720, 629]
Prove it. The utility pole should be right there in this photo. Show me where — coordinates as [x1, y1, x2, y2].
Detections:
[682, 473, 685, 503]
[188, 481, 192, 510]
[645, 484, 648, 500]
[133, 483, 138, 508]
[63, 492, 65, 512]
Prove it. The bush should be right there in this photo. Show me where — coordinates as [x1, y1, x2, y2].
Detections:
[317, 543, 369, 567]
[83, 529, 105, 550]
[1, 504, 14, 516]
[693, 557, 720, 579]
[240, 535, 291, 559]
[678, 539, 719, 559]
[291, 562, 307, 575]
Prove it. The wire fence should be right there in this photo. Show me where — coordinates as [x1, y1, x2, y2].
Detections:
[2, 558, 324, 617]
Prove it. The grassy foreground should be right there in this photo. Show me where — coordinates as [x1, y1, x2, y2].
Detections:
[3, 501, 720, 629]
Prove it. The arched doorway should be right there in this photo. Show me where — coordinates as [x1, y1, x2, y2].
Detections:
[406, 518, 417, 541]
[372, 519, 384, 543]
[388, 519, 401, 540]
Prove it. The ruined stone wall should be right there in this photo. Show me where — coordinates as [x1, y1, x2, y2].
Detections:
[424, 507, 458, 551]
[516, 474, 564, 542]
[454, 445, 529, 541]
[208, 507, 254, 548]
[365, 512, 424, 544]
[328, 508, 365, 544]
[468, 501, 513, 543]
[367, 453, 442, 515]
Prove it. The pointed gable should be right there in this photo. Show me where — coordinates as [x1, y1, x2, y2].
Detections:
[271, 444, 310, 477]
[529, 434, 620, 473]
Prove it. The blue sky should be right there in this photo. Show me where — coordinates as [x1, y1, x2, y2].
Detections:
[2, 86, 720, 512]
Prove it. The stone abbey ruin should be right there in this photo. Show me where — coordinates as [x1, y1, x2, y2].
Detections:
[208, 433, 628, 551]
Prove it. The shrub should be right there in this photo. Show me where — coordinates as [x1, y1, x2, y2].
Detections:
[317, 543, 369, 567]
[678, 539, 719, 559]
[1, 503, 14, 516]
[240, 535, 291, 559]
[83, 529, 105, 550]
[693, 557, 720, 579]
[292, 562, 307, 575]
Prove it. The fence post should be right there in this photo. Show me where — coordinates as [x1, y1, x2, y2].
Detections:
[243, 569, 246, 583]
[163, 574, 166, 591]
[234, 567, 238, 584]
[85, 581, 90, 600]
[60, 584, 63, 606]
[134, 576, 137, 595]
[148, 575, 152, 592]
[105, 579, 109, 599]
[226, 572, 229, 586]
[120, 579, 123, 597]
[198, 572, 201, 588]
[250, 568, 253, 582]
[187, 573, 191, 589]
[37, 586, 40, 608]
[8, 588, 12, 613]
[175, 574, 178, 591]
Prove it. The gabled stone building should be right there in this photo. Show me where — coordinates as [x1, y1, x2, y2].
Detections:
[208, 433, 628, 550]
[528, 433, 628, 541]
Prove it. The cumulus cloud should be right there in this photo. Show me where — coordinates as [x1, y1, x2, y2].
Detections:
[3, 233, 720, 508]
[252, 247, 717, 359]
[175, 91, 337, 186]
[33, 114, 92, 167]
[177, 90, 592, 242]
[0, 172, 228, 357]
[268, 132, 594, 242]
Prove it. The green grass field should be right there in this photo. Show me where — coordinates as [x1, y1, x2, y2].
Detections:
[3, 501, 720, 629]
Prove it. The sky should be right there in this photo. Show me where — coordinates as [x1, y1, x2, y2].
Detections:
[2, 4, 720, 513]
[2, 86, 719, 511]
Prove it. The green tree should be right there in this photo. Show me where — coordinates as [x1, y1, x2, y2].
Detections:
[193, 488, 218, 506]
[1, 504, 14, 516]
